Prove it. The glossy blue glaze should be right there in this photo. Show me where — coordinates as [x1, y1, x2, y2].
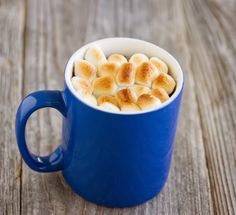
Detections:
[16, 85, 183, 208]
[15, 38, 184, 208]
[61, 85, 183, 207]
[15, 90, 66, 172]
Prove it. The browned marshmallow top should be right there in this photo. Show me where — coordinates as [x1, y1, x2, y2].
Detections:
[108, 54, 128, 66]
[115, 88, 137, 106]
[116, 62, 135, 86]
[129, 53, 149, 67]
[137, 94, 161, 110]
[85, 46, 107, 67]
[129, 85, 150, 98]
[98, 62, 119, 77]
[71, 77, 93, 95]
[135, 62, 159, 87]
[152, 73, 176, 95]
[93, 76, 117, 96]
[150, 57, 168, 74]
[151, 87, 169, 103]
[97, 95, 118, 107]
[120, 103, 140, 112]
[74, 59, 97, 82]
[71, 47, 176, 113]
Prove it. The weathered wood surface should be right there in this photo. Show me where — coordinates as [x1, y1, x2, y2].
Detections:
[0, 0, 24, 214]
[0, 0, 235, 214]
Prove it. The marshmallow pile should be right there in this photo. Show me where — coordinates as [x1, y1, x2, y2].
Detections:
[71, 46, 176, 113]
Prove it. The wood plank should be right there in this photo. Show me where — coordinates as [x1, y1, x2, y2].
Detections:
[0, 0, 25, 214]
[182, 0, 236, 214]
[21, 0, 214, 214]
[21, 1, 65, 214]
[138, 0, 214, 214]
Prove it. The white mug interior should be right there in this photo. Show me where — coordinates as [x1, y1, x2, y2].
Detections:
[65, 37, 184, 115]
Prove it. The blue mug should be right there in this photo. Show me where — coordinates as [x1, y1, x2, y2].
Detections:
[15, 38, 184, 208]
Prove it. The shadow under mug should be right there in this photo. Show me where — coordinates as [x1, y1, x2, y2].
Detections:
[15, 38, 184, 208]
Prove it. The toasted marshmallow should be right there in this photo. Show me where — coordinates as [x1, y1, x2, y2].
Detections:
[121, 103, 140, 112]
[150, 57, 168, 74]
[151, 87, 169, 103]
[74, 59, 97, 82]
[129, 53, 149, 67]
[71, 76, 93, 96]
[108, 54, 128, 66]
[98, 62, 119, 77]
[99, 102, 120, 112]
[97, 95, 118, 107]
[82, 94, 97, 106]
[116, 62, 135, 87]
[115, 88, 137, 106]
[152, 73, 176, 95]
[85, 46, 107, 67]
[135, 62, 159, 87]
[93, 76, 117, 96]
[137, 94, 161, 110]
[129, 85, 150, 98]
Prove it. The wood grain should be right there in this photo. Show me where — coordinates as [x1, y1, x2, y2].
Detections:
[0, 0, 25, 214]
[183, 0, 236, 214]
[0, 0, 235, 214]
[21, 0, 214, 214]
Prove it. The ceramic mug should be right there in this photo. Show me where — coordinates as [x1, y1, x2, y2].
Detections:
[15, 38, 184, 208]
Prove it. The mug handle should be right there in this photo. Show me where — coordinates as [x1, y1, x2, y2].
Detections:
[15, 90, 66, 172]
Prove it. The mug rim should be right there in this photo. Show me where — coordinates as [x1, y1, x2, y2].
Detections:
[64, 37, 184, 115]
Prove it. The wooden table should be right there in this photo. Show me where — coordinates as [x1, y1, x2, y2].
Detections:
[1, 0, 235, 214]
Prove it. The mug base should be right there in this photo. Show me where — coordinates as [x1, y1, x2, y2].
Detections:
[62, 172, 167, 208]
[76, 188, 164, 208]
